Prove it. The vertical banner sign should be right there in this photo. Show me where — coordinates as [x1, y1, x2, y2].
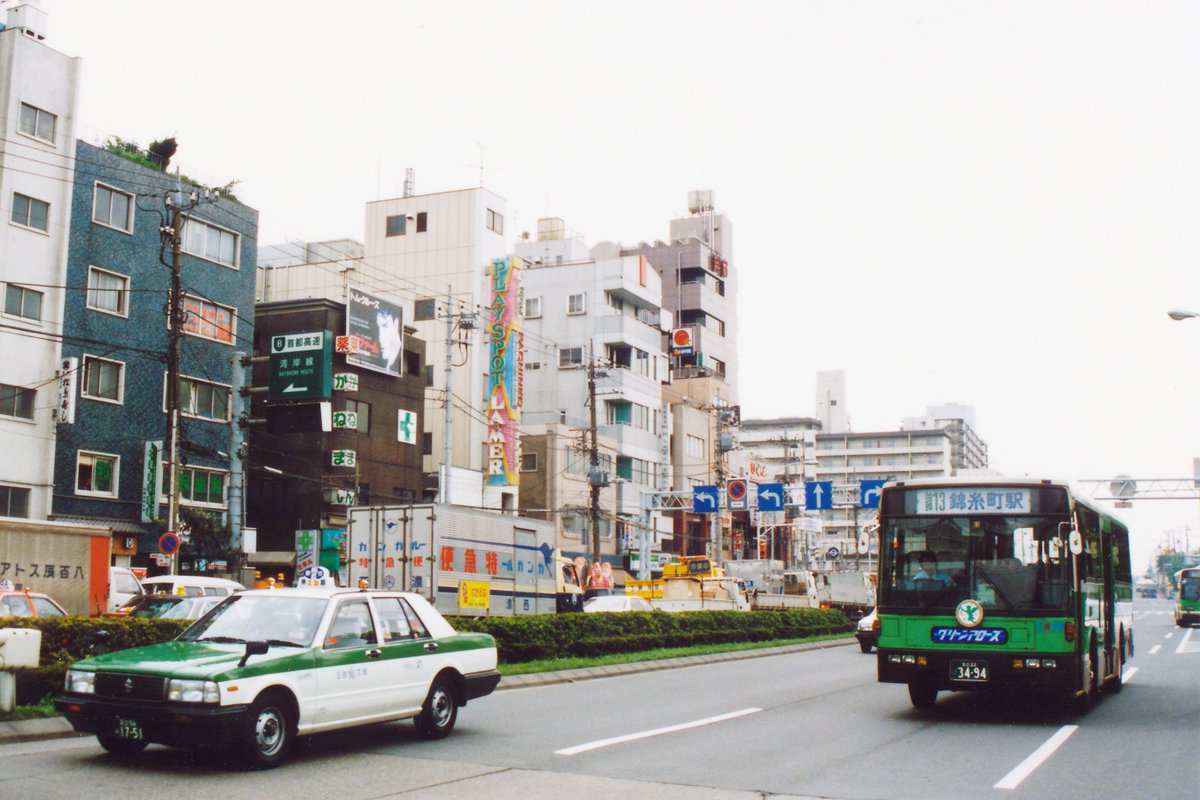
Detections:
[346, 287, 404, 377]
[141, 440, 163, 522]
[58, 357, 77, 424]
[486, 256, 524, 486]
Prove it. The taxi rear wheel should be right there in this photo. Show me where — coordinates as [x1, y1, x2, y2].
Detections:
[97, 732, 148, 757]
[414, 677, 458, 739]
[242, 693, 294, 769]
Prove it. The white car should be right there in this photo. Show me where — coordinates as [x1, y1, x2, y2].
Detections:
[139, 575, 244, 597]
[584, 595, 655, 613]
[856, 608, 879, 653]
[56, 588, 500, 768]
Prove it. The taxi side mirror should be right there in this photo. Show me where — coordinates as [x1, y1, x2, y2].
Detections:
[239, 640, 270, 667]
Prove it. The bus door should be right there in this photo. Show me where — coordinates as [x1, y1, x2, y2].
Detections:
[1100, 523, 1116, 678]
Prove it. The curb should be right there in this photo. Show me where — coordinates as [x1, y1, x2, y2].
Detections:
[0, 637, 856, 744]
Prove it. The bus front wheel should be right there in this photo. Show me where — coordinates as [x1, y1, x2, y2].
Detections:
[908, 682, 938, 709]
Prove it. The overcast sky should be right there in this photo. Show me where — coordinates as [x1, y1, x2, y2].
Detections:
[42, 0, 1200, 571]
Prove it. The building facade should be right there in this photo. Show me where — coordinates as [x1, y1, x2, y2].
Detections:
[51, 140, 258, 571]
[0, 3, 80, 521]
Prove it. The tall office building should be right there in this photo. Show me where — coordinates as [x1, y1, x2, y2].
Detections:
[815, 370, 848, 433]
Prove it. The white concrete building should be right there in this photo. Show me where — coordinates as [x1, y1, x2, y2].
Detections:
[815, 370, 848, 433]
[0, 2, 80, 519]
[363, 188, 509, 503]
[901, 402, 989, 471]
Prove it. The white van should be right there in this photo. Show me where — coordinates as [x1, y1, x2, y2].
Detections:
[109, 567, 143, 613]
[139, 575, 244, 598]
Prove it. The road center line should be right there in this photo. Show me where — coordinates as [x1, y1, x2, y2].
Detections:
[1149, 644, 1162, 655]
[1175, 627, 1193, 654]
[994, 725, 1079, 790]
[555, 708, 762, 756]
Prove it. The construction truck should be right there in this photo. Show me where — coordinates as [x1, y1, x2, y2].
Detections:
[0, 518, 111, 616]
[723, 559, 816, 610]
[814, 569, 875, 620]
[626, 556, 751, 612]
[346, 504, 583, 615]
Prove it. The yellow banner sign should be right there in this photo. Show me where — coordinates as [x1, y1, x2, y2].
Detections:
[458, 580, 491, 610]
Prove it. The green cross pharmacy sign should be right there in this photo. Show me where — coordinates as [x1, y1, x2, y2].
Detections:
[397, 408, 417, 445]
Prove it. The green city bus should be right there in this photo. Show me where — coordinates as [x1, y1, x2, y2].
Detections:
[875, 477, 1133, 712]
[1175, 567, 1200, 627]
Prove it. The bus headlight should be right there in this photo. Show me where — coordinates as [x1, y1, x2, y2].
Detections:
[167, 679, 220, 703]
[65, 669, 95, 694]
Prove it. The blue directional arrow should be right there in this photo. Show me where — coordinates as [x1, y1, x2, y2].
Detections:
[693, 485, 719, 514]
[805, 481, 833, 510]
[757, 483, 784, 512]
[860, 479, 887, 509]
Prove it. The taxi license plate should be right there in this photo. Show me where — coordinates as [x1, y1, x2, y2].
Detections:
[115, 717, 144, 741]
[950, 660, 988, 682]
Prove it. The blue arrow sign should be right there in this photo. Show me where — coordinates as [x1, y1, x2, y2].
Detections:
[805, 481, 832, 510]
[860, 479, 887, 509]
[757, 482, 784, 512]
[693, 485, 719, 514]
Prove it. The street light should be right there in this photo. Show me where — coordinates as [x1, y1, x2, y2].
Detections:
[1167, 309, 1199, 321]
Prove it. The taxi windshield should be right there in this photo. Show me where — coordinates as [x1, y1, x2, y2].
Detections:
[179, 595, 327, 646]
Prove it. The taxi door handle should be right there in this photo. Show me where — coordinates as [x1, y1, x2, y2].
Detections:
[423, 642, 439, 652]
[365, 649, 382, 659]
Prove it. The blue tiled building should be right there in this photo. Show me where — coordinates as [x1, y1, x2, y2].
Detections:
[51, 140, 257, 570]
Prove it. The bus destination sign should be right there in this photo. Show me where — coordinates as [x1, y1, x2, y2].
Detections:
[911, 488, 1030, 516]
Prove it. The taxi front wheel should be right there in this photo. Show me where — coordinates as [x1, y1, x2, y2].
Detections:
[242, 693, 295, 769]
[414, 677, 458, 739]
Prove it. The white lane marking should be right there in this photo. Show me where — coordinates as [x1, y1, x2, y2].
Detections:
[555, 707, 762, 756]
[994, 725, 1079, 790]
[1175, 627, 1194, 655]
[1165, 632, 1173, 639]
[1122, 667, 1138, 682]
[1149, 644, 1162, 655]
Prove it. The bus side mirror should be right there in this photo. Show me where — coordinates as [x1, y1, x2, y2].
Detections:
[1067, 529, 1083, 556]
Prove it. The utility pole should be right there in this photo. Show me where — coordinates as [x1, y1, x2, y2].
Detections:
[437, 289, 478, 506]
[587, 344, 602, 567]
[160, 181, 219, 574]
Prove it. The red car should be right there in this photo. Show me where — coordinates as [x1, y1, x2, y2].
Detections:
[0, 590, 67, 618]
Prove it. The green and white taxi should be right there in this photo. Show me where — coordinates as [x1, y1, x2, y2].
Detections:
[55, 587, 500, 768]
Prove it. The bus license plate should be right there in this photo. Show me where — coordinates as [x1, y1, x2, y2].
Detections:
[115, 717, 144, 741]
[950, 660, 988, 682]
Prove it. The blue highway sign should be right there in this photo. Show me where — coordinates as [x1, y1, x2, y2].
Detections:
[860, 479, 887, 509]
[757, 483, 785, 512]
[693, 485, 719, 514]
[805, 481, 833, 510]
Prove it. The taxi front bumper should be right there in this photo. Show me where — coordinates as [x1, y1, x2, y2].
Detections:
[55, 694, 248, 747]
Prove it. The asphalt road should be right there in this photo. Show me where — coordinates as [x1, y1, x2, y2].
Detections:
[2, 598, 1196, 800]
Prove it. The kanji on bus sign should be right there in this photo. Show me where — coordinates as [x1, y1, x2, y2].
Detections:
[269, 331, 332, 401]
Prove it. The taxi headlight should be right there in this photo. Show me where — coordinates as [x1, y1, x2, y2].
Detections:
[167, 679, 220, 704]
[65, 669, 95, 694]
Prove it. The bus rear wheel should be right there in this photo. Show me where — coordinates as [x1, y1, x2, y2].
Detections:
[908, 681, 938, 709]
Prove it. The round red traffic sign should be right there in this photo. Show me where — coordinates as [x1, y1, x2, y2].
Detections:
[727, 479, 747, 501]
[159, 532, 180, 556]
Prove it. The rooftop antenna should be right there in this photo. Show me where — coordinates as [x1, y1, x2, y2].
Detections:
[403, 167, 415, 198]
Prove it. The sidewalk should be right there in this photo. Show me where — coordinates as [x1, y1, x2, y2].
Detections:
[0, 637, 855, 745]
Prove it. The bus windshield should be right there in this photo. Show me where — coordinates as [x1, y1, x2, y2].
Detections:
[1181, 574, 1200, 602]
[880, 515, 1072, 613]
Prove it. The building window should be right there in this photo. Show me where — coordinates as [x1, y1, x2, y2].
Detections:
[81, 356, 124, 403]
[162, 464, 227, 507]
[0, 485, 30, 518]
[385, 215, 407, 236]
[18, 102, 56, 143]
[0, 384, 35, 420]
[416, 211, 428, 233]
[567, 293, 586, 315]
[3, 284, 43, 321]
[558, 347, 583, 368]
[520, 452, 538, 472]
[485, 208, 503, 235]
[11, 192, 49, 232]
[76, 451, 118, 497]
[686, 434, 706, 459]
[344, 399, 370, 433]
[182, 217, 238, 267]
[92, 184, 134, 232]
[414, 298, 436, 321]
[523, 296, 542, 319]
[607, 401, 650, 430]
[86, 267, 130, 317]
[422, 365, 434, 386]
[181, 296, 236, 344]
[526, 361, 541, 371]
[167, 375, 230, 421]
[422, 432, 433, 456]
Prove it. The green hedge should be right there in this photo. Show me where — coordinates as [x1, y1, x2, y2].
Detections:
[450, 607, 852, 663]
[1, 607, 851, 705]
[1, 616, 189, 705]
